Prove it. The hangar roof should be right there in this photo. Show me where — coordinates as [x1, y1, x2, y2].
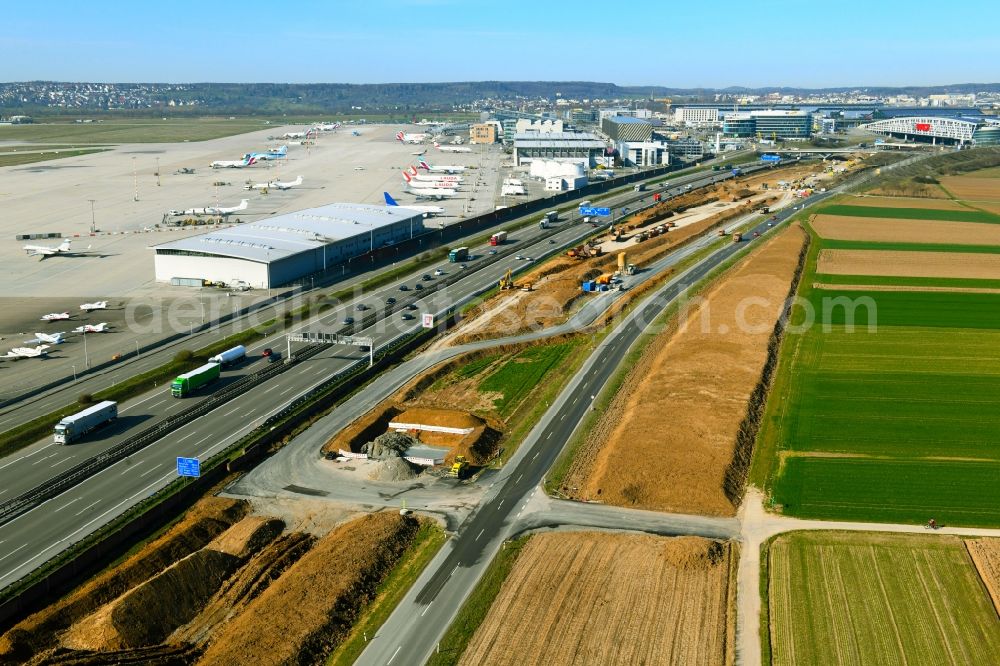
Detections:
[151, 203, 422, 263]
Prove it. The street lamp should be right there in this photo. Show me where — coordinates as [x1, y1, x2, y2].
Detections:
[87, 199, 96, 234]
[83, 331, 90, 370]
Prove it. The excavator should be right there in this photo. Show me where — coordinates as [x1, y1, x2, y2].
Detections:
[499, 268, 532, 292]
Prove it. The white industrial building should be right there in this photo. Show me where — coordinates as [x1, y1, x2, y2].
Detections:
[514, 132, 606, 167]
[616, 141, 670, 167]
[151, 203, 425, 289]
[674, 107, 720, 127]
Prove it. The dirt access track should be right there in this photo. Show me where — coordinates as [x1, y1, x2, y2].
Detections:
[562, 223, 807, 515]
[810, 214, 1000, 246]
[459, 532, 736, 666]
[817, 248, 1000, 280]
[0, 497, 422, 666]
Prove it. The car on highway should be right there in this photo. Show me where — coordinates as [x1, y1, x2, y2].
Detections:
[549, 239, 556, 244]
[414, 283, 424, 290]
[399, 285, 409, 291]
[401, 313, 415, 321]
[515, 255, 524, 260]
[262, 348, 274, 358]
[488, 249, 497, 255]
[356, 303, 369, 311]
[459, 263, 467, 269]
[342, 316, 355, 325]
[524, 256, 533, 262]
[421, 274, 432, 281]
[434, 268, 445, 276]
[386, 296, 397, 305]
[405, 303, 417, 311]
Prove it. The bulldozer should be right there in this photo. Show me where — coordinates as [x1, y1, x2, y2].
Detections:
[449, 455, 469, 479]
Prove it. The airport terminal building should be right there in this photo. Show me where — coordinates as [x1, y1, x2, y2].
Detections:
[151, 203, 425, 289]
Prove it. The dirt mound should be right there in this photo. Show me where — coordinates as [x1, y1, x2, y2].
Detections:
[207, 517, 284, 558]
[323, 404, 402, 455]
[171, 532, 316, 645]
[63, 548, 241, 651]
[0, 497, 248, 662]
[367, 457, 420, 482]
[394, 407, 484, 430]
[197, 512, 420, 666]
[362, 431, 415, 459]
[661, 537, 728, 570]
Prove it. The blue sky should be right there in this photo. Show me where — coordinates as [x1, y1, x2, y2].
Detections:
[2, 0, 997, 87]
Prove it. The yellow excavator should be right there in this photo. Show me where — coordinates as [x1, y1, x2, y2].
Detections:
[499, 268, 514, 290]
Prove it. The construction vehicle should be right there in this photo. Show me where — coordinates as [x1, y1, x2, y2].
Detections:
[732, 232, 743, 243]
[625, 263, 637, 275]
[499, 268, 514, 290]
[596, 273, 613, 286]
[449, 455, 469, 479]
[717, 228, 727, 237]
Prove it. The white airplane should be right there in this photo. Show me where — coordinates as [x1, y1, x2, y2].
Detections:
[406, 166, 462, 183]
[418, 159, 465, 174]
[383, 192, 444, 217]
[434, 141, 472, 154]
[396, 131, 429, 144]
[73, 322, 110, 333]
[3, 345, 49, 359]
[41, 312, 71, 322]
[271, 175, 303, 190]
[169, 199, 248, 216]
[23, 239, 93, 259]
[24, 332, 65, 345]
[80, 301, 107, 312]
[244, 179, 271, 191]
[405, 184, 457, 200]
[282, 131, 307, 139]
[211, 155, 257, 169]
[402, 172, 458, 189]
[411, 149, 427, 156]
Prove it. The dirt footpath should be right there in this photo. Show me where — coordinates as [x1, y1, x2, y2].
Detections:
[810, 214, 1000, 246]
[563, 224, 807, 516]
[817, 248, 1000, 280]
[459, 532, 735, 666]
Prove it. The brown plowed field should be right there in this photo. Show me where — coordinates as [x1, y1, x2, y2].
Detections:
[562, 224, 806, 515]
[0, 497, 248, 663]
[966, 538, 1000, 614]
[459, 533, 734, 666]
[810, 214, 1000, 245]
[941, 175, 1000, 202]
[843, 195, 970, 210]
[817, 249, 1000, 279]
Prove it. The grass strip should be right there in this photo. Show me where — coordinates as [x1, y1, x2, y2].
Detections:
[817, 203, 1000, 224]
[327, 520, 447, 666]
[0, 148, 108, 167]
[425, 536, 529, 666]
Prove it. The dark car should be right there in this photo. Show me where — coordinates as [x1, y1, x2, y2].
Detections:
[262, 348, 273, 357]
[401, 313, 415, 321]
[398, 285, 409, 291]
[386, 297, 397, 305]
[356, 303, 369, 311]
[405, 303, 418, 311]
[422, 274, 433, 281]
[414, 283, 424, 290]
[342, 316, 355, 325]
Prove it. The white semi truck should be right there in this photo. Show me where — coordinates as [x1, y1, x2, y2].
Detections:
[54, 401, 118, 444]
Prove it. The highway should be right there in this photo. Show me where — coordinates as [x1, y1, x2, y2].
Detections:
[0, 164, 770, 592]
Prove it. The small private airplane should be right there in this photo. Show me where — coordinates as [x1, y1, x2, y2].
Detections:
[3, 345, 49, 359]
[23, 239, 93, 260]
[72, 323, 111, 333]
[434, 141, 472, 153]
[41, 312, 71, 322]
[24, 332, 65, 345]
[418, 159, 465, 174]
[80, 301, 107, 312]
[210, 155, 258, 169]
[169, 199, 248, 217]
[383, 192, 443, 217]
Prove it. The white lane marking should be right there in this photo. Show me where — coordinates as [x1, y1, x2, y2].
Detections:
[0, 443, 55, 470]
[280, 386, 296, 396]
[545, 432, 552, 440]
[121, 459, 147, 474]
[75, 500, 101, 516]
[177, 431, 196, 443]
[56, 497, 82, 512]
[572, 397, 578, 405]
[220, 405, 242, 417]
[50, 458, 72, 468]
[532, 453, 539, 460]
[32, 452, 60, 465]
[387, 646, 402, 664]
[0, 544, 27, 564]
[420, 603, 432, 617]
[515, 474, 522, 484]
[119, 389, 170, 413]
[497, 499, 504, 509]
[559, 414, 565, 421]
[140, 464, 162, 477]
[476, 529, 484, 541]
[264, 384, 280, 393]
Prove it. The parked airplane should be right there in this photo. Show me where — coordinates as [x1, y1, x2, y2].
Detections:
[23, 239, 93, 260]
[271, 175, 303, 190]
[244, 179, 271, 191]
[411, 149, 427, 156]
[2, 345, 49, 359]
[245, 145, 287, 161]
[24, 332, 65, 345]
[383, 192, 444, 217]
[282, 131, 308, 139]
[396, 131, 429, 144]
[418, 159, 465, 174]
[402, 172, 458, 189]
[41, 312, 71, 322]
[72, 322, 110, 333]
[434, 141, 472, 154]
[80, 301, 107, 312]
[211, 155, 257, 169]
[404, 184, 457, 200]
[352, 130, 361, 136]
[407, 165, 462, 183]
[169, 199, 248, 216]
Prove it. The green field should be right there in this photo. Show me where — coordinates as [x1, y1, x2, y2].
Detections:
[753, 218, 1000, 526]
[815, 273, 1000, 289]
[0, 118, 270, 144]
[478, 341, 579, 416]
[0, 148, 108, 167]
[817, 237, 1000, 254]
[818, 203, 1000, 224]
[766, 531, 1000, 666]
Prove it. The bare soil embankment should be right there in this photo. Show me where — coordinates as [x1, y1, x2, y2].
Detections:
[459, 532, 735, 666]
[562, 224, 807, 515]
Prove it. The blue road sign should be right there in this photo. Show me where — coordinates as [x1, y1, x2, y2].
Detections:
[580, 206, 612, 217]
[177, 456, 201, 478]
[760, 154, 782, 163]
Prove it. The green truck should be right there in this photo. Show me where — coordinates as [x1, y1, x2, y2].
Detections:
[171, 362, 221, 398]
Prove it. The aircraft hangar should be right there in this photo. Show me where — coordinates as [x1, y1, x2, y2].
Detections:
[150, 203, 425, 289]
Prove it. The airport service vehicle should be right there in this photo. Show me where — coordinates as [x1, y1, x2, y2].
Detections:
[490, 231, 507, 246]
[171, 363, 221, 398]
[54, 400, 117, 444]
[208, 345, 246, 366]
[448, 247, 469, 263]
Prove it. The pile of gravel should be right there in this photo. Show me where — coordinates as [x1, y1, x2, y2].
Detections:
[362, 431, 418, 460]
[367, 457, 419, 482]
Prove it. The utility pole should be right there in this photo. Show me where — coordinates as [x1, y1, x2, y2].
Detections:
[87, 199, 97, 234]
[132, 157, 139, 201]
[155, 157, 161, 187]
